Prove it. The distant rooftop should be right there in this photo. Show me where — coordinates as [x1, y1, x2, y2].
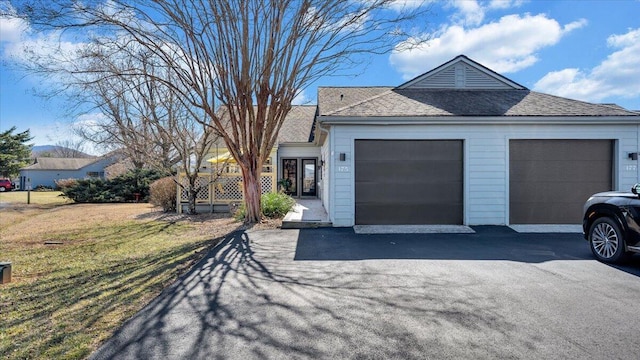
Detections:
[22, 157, 99, 171]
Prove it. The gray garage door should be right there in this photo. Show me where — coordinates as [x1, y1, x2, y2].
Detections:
[509, 139, 613, 224]
[355, 140, 463, 225]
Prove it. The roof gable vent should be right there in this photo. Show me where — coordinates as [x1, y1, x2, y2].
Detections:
[397, 55, 526, 90]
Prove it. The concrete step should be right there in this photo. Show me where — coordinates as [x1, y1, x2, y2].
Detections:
[282, 200, 331, 229]
[281, 220, 333, 229]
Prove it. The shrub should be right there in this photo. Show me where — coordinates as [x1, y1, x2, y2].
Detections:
[149, 177, 177, 212]
[60, 178, 120, 203]
[261, 191, 296, 218]
[233, 203, 246, 221]
[107, 168, 168, 202]
[234, 192, 296, 220]
[59, 168, 171, 203]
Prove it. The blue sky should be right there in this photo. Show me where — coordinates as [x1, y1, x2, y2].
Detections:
[1, 0, 639, 155]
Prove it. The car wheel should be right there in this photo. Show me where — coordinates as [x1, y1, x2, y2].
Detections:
[0, 186, 5, 192]
[589, 217, 630, 263]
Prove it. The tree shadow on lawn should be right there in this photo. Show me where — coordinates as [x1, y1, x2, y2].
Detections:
[90, 230, 545, 360]
[0, 233, 225, 359]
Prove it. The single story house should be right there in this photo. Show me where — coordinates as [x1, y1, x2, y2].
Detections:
[185, 55, 640, 226]
[18, 155, 119, 189]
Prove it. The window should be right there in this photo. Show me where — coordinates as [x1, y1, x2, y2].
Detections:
[86, 171, 104, 178]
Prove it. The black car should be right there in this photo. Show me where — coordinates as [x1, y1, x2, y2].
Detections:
[583, 184, 640, 263]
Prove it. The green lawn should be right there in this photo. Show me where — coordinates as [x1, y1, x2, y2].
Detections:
[0, 202, 239, 359]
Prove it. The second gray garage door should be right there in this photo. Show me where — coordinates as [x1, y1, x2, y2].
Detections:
[509, 139, 613, 224]
[355, 140, 463, 225]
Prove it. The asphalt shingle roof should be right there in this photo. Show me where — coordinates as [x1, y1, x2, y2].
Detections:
[276, 105, 316, 143]
[213, 105, 317, 146]
[22, 157, 98, 170]
[318, 87, 640, 117]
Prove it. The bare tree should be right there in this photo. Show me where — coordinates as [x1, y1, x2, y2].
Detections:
[10, 0, 430, 223]
[51, 139, 89, 158]
[79, 49, 224, 214]
[72, 52, 182, 172]
[139, 72, 225, 215]
[23, 35, 224, 213]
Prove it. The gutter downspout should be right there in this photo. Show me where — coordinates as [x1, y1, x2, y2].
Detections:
[314, 121, 329, 146]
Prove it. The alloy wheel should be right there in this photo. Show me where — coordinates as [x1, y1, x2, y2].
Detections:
[591, 222, 619, 259]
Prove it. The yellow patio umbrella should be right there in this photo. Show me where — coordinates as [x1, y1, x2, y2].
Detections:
[207, 152, 237, 164]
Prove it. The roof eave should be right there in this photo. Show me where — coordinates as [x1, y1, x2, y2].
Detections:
[317, 115, 640, 125]
[277, 142, 317, 147]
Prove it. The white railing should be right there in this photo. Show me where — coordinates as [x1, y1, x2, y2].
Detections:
[177, 168, 277, 212]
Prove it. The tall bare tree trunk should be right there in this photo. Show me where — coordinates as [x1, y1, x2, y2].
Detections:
[187, 182, 198, 215]
[239, 160, 262, 223]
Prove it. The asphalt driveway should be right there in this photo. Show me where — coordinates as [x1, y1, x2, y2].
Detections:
[92, 226, 640, 359]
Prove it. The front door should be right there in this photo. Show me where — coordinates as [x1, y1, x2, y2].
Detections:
[281, 158, 317, 197]
[301, 159, 317, 197]
[281, 159, 297, 196]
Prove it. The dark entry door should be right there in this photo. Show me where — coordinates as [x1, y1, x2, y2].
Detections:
[281, 159, 297, 196]
[301, 159, 317, 197]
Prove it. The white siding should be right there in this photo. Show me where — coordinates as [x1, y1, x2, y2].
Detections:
[19, 157, 117, 189]
[321, 139, 330, 210]
[277, 145, 320, 159]
[326, 123, 640, 226]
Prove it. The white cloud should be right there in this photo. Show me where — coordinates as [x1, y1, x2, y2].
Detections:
[0, 3, 90, 70]
[74, 112, 108, 129]
[390, 13, 587, 79]
[533, 28, 640, 105]
[563, 18, 588, 32]
[3, 30, 87, 65]
[0, 14, 28, 43]
[488, 0, 526, 10]
[292, 89, 313, 105]
[386, 0, 432, 12]
[447, 0, 485, 26]
[444, 0, 526, 27]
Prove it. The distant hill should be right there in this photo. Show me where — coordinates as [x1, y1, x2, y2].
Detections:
[31, 145, 56, 153]
[31, 145, 94, 158]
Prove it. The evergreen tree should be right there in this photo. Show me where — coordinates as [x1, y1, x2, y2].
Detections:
[0, 127, 33, 178]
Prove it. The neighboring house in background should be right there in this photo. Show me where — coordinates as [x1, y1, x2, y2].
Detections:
[182, 55, 640, 227]
[18, 155, 119, 189]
